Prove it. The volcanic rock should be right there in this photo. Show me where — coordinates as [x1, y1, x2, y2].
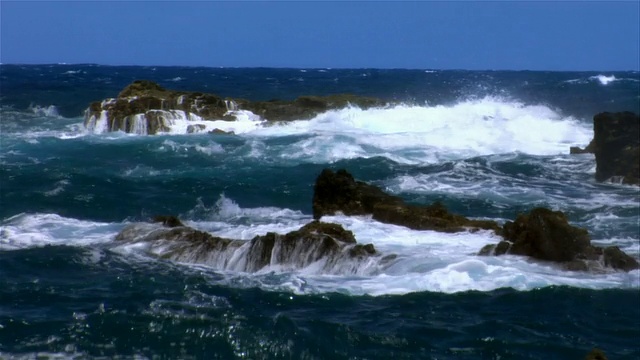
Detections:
[84, 80, 387, 134]
[114, 220, 379, 274]
[478, 207, 639, 272]
[570, 112, 639, 185]
[312, 168, 501, 233]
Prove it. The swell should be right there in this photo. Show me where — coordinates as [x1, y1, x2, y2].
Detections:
[1, 245, 638, 358]
[2, 65, 639, 119]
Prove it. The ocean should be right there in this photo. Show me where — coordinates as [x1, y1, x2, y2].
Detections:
[1, 64, 639, 359]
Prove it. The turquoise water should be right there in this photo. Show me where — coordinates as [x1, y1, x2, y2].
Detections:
[1, 65, 639, 358]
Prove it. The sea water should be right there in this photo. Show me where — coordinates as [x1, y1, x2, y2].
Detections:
[1, 65, 639, 359]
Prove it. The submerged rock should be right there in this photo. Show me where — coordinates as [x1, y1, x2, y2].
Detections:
[479, 208, 639, 272]
[84, 80, 387, 135]
[115, 220, 380, 275]
[570, 112, 639, 185]
[312, 168, 501, 233]
[584, 348, 608, 360]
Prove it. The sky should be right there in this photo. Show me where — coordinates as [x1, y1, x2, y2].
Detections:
[1, 1, 639, 71]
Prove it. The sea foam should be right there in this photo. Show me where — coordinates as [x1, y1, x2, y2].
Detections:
[245, 97, 592, 164]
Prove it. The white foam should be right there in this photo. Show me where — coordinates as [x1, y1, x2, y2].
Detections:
[171, 200, 639, 294]
[84, 110, 109, 134]
[43, 179, 70, 197]
[245, 97, 593, 164]
[0, 213, 118, 250]
[590, 74, 617, 85]
[155, 139, 225, 156]
[4, 197, 638, 295]
[28, 104, 60, 118]
[84, 108, 264, 136]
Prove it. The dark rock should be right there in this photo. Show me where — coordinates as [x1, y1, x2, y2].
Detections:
[243, 94, 386, 122]
[114, 220, 379, 274]
[85, 80, 388, 135]
[573, 112, 639, 185]
[312, 168, 501, 233]
[478, 241, 511, 256]
[152, 215, 184, 228]
[481, 207, 639, 272]
[569, 143, 595, 154]
[602, 246, 640, 272]
[585, 348, 608, 360]
[209, 128, 234, 135]
[502, 208, 591, 263]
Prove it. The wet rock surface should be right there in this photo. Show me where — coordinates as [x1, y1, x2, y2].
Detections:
[312, 168, 501, 233]
[570, 111, 639, 185]
[479, 208, 639, 272]
[313, 169, 638, 272]
[85, 80, 387, 134]
[115, 220, 379, 274]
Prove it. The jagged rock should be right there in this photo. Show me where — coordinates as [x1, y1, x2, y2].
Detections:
[312, 168, 501, 233]
[84, 80, 387, 134]
[502, 208, 591, 263]
[479, 208, 639, 272]
[601, 246, 640, 272]
[114, 220, 380, 274]
[571, 112, 639, 185]
[152, 215, 184, 228]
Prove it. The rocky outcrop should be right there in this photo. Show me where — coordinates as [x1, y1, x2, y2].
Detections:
[478, 208, 639, 272]
[84, 80, 387, 134]
[115, 220, 380, 274]
[570, 112, 639, 185]
[244, 94, 384, 122]
[312, 169, 638, 272]
[312, 169, 501, 233]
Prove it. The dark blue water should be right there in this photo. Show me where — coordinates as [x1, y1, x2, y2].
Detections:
[1, 65, 639, 359]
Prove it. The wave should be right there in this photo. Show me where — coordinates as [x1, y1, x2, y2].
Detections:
[28, 104, 61, 118]
[245, 96, 592, 163]
[0, 213, 118, 250]
[564, 74, 639, 85]
[31, 96, 594, 165]
[3, 201, 637, 295]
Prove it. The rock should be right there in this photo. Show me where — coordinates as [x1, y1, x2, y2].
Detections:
[602, 246, 640, 272]
[481, 207, 639, 272]
[585, 348, 608, 360]
[209, 128, 234, 135]
[502, 208, 591, 263]
[312, 168, 501, 233]
[84, 80, 388, 135]
[592, 112, 639, 185]
[152, 215, 184, 228]
[114, 220, 380, 274]
[572, 112, 639, 185]
[243, 94, 385, 122]
[186, 124, 206, 134]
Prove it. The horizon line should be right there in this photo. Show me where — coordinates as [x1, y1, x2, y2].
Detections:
[1, 62, 639, 73]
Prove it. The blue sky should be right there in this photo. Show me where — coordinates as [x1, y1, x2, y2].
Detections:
[1, 1, 638, 70]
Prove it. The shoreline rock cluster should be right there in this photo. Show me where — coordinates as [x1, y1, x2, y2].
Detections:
[117, 219, 380, 274]
[85, 80, 387, 134]
[116, 169, 639, 274]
